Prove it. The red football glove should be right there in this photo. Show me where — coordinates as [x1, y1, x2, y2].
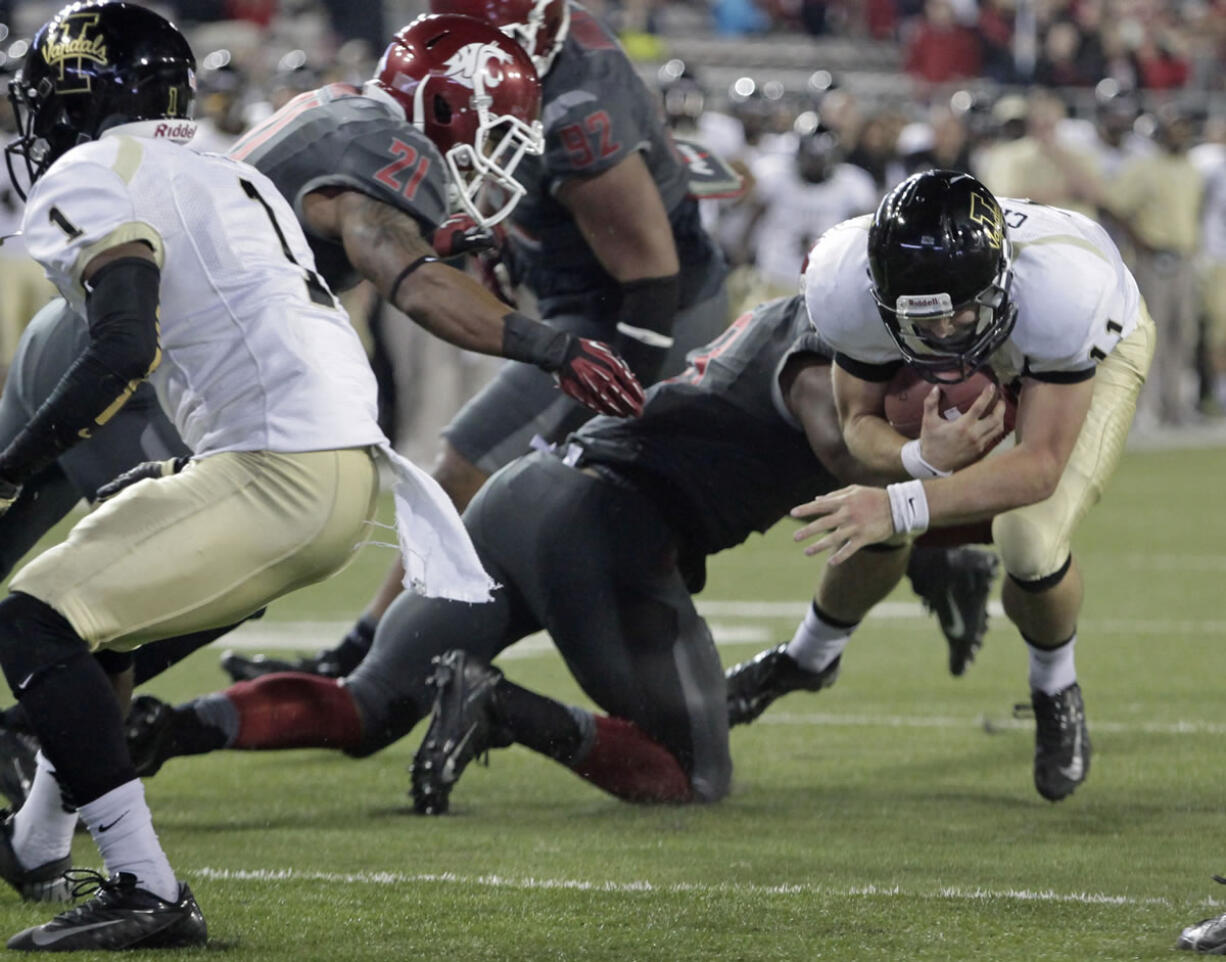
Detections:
[431, 213, 503, 258]
[553, 337, 645, 418]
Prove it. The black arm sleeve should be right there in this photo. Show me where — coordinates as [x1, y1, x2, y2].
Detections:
[612, 273, 681, 385]
[0, 257, 162, 484]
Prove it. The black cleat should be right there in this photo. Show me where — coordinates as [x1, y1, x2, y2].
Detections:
[1177, 877, 1226, 953]
[1029, 682, 1091, 801]
[725, 645, 840, 727]
[909, 546, 1000, 676]
[219, 643, 362, 683]
[7, 871, 206, 951]
[0, 728, 38, 812]
[410, 650, 512, 815]
[0, 812, 72, 903]
[124, 696, 178, 779]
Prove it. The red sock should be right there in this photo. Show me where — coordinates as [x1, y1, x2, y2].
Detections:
[227, 673, 362, 751]
[570, 715, 693, 803]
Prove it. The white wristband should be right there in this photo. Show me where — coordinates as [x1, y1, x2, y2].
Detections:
[886, 479, 930, 535]
[900, 439, 951, 479]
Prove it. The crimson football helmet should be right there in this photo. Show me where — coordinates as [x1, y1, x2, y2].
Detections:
[429, 0, 570, 76]
[372, 13, 543, 229]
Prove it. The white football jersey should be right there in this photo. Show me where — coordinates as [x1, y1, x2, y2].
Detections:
[22, 133, 384, 457]
[802, 201, 1141, 383]
[751, 159, 878, 290]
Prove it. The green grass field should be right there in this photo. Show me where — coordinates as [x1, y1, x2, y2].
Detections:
[1, 443, 1223, 960]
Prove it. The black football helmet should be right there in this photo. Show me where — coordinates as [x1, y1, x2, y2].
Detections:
[6, 2, 196, 198]
[867, 170, 1016, 383]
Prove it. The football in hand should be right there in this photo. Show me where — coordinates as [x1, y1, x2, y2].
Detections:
[884, 366, 1017, 440]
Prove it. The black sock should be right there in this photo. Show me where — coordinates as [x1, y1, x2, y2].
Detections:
[493, 679, 586, 765]
[321, 615, 377, 674]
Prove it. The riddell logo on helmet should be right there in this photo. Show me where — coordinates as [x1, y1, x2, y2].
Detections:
[444, 43, 515, 89]
[153, 122, 197, 139]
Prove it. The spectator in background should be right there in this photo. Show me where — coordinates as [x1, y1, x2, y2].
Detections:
[978, 90, 1102, 219]
[1034, 19, 1096, 87]
[1057, 82, 1152, 180]
[899, 103, 973, 176]
[189, 49, 248, 154]
[845, 109, 906, 192]
[904, 0, 981, 84]
[1101, 106, 1205, 426]
[977, 0, 1017, 83]
[1134, 21, 1191, 90]
[1190, 118, 1226, 416]
[739, 116, 878, 298]
[712, 0, 770, 35]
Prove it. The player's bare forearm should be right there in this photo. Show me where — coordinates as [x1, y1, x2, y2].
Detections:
[557, 153, 680, 281]
[784, 360, 899, 486]
[832, 365, 907, 476]
[841, 411, 909, 478]
[330, 191, 507, 355]
[397, 261, 514, 356]
[921, 444, 1064, 525]
[923, 376, 1091, 524]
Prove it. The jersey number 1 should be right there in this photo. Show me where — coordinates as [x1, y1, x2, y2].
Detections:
[240, 178, 335, 308]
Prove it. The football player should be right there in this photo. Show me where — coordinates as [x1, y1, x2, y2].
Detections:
[778, 170, 1153, 802]
[122, 294, 998, 815]
[0, 12, 643, 696]
[221, 0, 731, 684]
[0, 2, 506, 950]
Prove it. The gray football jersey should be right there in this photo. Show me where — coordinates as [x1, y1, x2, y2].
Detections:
[574, 295, 838, 556]
[227, 83, 449, 294]
[508, 4, 722, 307]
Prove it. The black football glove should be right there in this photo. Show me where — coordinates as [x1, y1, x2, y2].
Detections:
[431, 213, 501, 258]
[0, 477, 20, 518]
[95, 456, 190, 502]
[552, 337, 645, 418]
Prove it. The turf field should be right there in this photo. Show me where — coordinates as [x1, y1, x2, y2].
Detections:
[0, 442, 1223, 960]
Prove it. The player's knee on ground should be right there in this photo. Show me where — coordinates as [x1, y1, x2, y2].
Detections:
[576, 715, 730, 804]
[690, 750, 732, 803]
[992, 509, 1071, 585]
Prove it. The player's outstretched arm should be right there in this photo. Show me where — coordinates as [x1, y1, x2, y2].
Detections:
[307, 189, 643, 418]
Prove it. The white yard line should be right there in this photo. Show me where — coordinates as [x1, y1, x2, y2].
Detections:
[190, 866, 1173, 907]
[223, 599, 1226, 653]
[758, 712, 1226, 736]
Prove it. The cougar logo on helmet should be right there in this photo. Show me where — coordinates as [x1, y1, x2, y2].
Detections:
[443, 42, 515, 89]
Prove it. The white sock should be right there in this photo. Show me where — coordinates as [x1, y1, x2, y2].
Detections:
[1027, 634, 1077, 695]
[11, 752, 78, 870]
[78, 780, 178, 902]
[785, 603, 856, 673]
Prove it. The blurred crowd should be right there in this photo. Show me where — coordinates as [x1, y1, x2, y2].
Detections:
[674, 0, 1226, 94]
